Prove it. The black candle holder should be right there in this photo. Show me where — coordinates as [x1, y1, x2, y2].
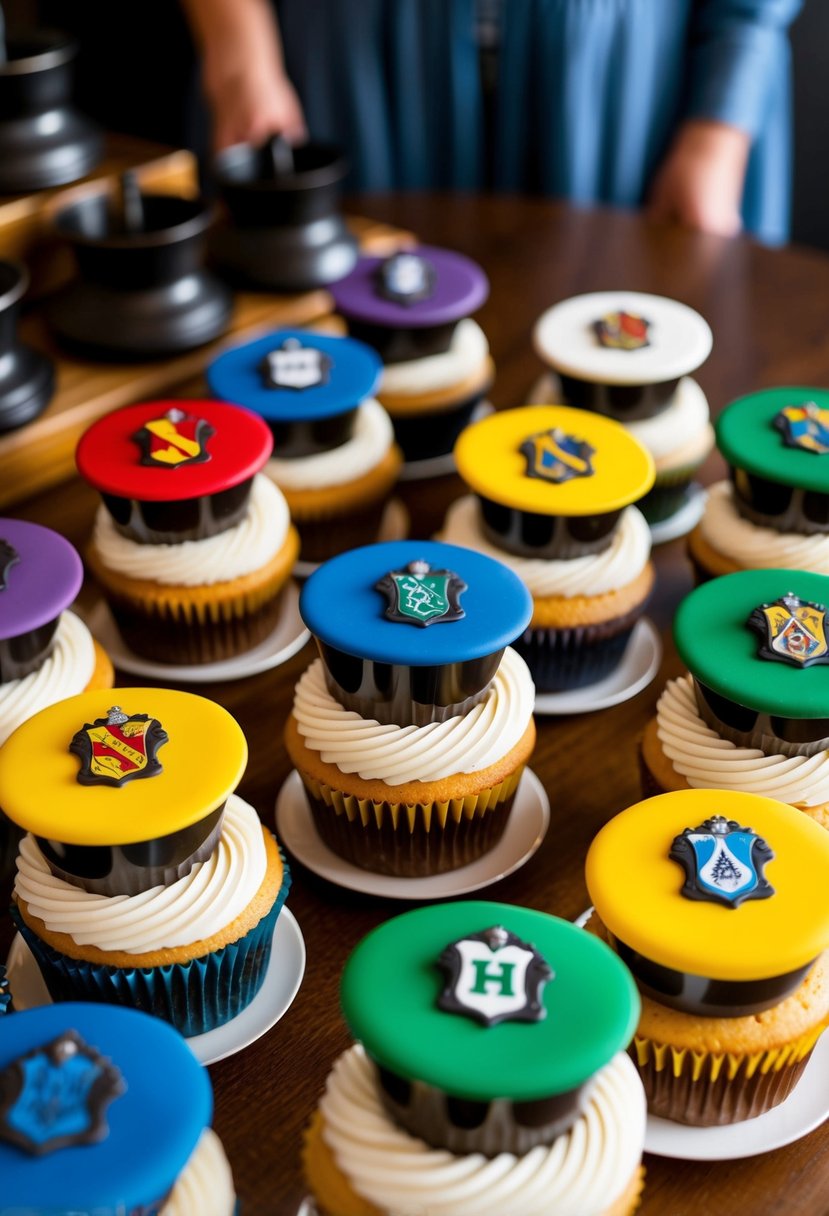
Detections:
[0, 260, 54, 432]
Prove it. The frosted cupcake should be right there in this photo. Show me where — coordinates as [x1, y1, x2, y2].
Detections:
[444, 405, 655, 691]
[1, 1003, 235, 1214]
[286, 540, 535, 876]
[587, 789, 829, 1125]
[304, 900, 646, 1216]
[689, 387, 829, 580]
[532, 291, 713, 525]
[77, 398, 299, 663]
[1, 687, 291, 1035]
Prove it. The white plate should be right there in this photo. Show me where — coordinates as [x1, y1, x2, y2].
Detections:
[275, 767, 550, 899]
[648, 482, 707, 546]
[4, 908, 306, 1067]
[398, 401, 494, 481]
[293, 498, 409, 580]
[86, 581, 310, 683]
[295, 1201, 318, 1216]
[534, 618, 661, 716]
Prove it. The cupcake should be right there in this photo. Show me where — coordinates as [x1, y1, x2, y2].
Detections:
[689, 387, 829, 580]
[285, 540, 535, 876]
[304, 900, 646, 1216]
[444, 404, 655, 692]
[0, 964, 12, 1015]
[76, 398, 299, 664]
[0, 687, 291, 1035]
[586, 788, 829, 1125]
[532, 292, 713, 525]
[207, 328, 402, 564]
[1, 1002, 235, 1214]
[641, 569, 829, 828]
[330, 247, 492, 464]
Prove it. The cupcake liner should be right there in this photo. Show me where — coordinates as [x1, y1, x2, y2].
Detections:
[639, 479, 695, 526]
[637, 746, 668, 800]
[391, 391, 486, 462]
[294, 495, 395, 565]
[297, 767, 524, 877]
[514, 612, 643, 692]
[11, 857, 292, 1037]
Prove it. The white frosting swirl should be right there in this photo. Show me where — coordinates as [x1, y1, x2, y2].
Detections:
[623, 377, 710, 461]
[294, 647, 534, 785]
[657, 674, 829, 807]
[698, 480, 829, 574]
[161, 1129, 236, 1216]
[14, 794, 268, 954]
[267, 397, 394, 490]
[0, 612, 96, 747]
[318, 1045, 645, 1216]
[92, 474, 290, 587]
[440, 497, 651, 598]
[380, 319, 489, 396]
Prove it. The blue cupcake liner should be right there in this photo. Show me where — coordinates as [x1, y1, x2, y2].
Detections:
[12, 852, 291, 1037]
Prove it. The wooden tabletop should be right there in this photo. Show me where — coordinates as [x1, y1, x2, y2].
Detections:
[5, 194, 829, 1215]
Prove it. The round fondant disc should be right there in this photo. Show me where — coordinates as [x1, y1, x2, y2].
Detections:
[716, 387, 829, 494]
[330, 246, 489, 329]
[0, 519, 82, 641]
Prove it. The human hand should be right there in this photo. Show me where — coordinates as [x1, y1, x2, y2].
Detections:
[647, 120, 750, 237]
[205, 57, 307, 151]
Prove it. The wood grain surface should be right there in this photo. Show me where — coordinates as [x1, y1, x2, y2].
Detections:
[4, 194, 829, 1216]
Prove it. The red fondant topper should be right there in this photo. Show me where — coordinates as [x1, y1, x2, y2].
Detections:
[76, 400, 273, 501]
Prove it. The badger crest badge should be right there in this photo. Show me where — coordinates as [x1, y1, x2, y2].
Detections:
[0, 539, 19, 591]
[593, 310, 651, 351]
[748, 593, 829, 668]
[70, 706, 168, 787]
[0, 1031, 124, 1157]
[375, 252, 435, 305]
[520, 428, 595, 485]
[133, 408, 214, 469]
[774, 402, 829, 455]
[670, 816, 775, 909]
[259, 337, 332, 391]
[437, 926, 553, 1027]
[376, 560, 466, 627]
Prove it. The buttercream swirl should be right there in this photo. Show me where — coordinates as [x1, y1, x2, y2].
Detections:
[267, 397, 394, 490]
[440, 497, 651, 598]
[0, 611, 95, 747]
[657, 674, 829, 807]
[293, 647, 534, 784]
[92, 474, 290, 586]
[699, 480, 829, 573]
[318, 1045, 645, 1216]
[161, 1129, 236, 1216]
[15, 794, 267, 953]
[380, 319, 489, 395]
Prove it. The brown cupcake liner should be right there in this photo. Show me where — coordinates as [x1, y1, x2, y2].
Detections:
[294, 493, 397, 565]
[637, 745, 668, 800]
[515, 599, 648, 693]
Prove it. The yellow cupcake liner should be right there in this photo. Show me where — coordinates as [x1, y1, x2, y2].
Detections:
[634, 1016, 828, 1081]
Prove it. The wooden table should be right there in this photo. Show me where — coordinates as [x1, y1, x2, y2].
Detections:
[5, 195, 829, 1215]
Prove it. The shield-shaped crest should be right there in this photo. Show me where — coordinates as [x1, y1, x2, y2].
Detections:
[0, 1031, 124, 1156]
[437, 926, 553, 1027]
[774, 402, 829, 455]
[259, 337, 332, 391]
[593, 310, 651, 351]
[748, 593, 829, 668]
[0, 539, 19, 591]
[375, 252, 436, 305]
[70, 706, 168, 787]
[670, 815, 775, 909]
[133, 408, 214, 469]
[375, 560, 466, 627]
[519, 428, 596, 485]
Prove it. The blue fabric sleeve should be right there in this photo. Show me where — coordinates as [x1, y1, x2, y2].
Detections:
[686, 0, 803, 135]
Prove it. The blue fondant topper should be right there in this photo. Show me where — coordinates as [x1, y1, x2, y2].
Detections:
[207, 328, 382, 422]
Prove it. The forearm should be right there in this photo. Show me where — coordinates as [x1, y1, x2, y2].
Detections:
[180, 0, 285, 90]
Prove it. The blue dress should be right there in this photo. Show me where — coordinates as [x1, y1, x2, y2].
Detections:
[276, 0, 802, 244]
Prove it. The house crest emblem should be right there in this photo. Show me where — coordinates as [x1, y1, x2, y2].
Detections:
[437, 926, 553, 1027]
[670, 815, 775, 909]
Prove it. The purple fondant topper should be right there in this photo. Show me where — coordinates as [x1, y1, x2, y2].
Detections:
[330, 245, 489, 329]
[0, 520, 83, 642]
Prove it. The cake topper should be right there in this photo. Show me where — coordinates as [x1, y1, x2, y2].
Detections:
[748, 593, 829, 668]
[375, 560, 466, 627]
[375, 252, 436, 305]
[132, 407, 214, 469]
[774, 402, 829, 455]
[519, 429, 596, 485]
[670, 815, 775, 909]
[0, 539, 19, 591]
[70, 706, 169, 787]
[0, 1031, 124, 1156]
[259, 336, 332, 391]
[437, 926, 553, 1027]
[593, 310, 651, 351]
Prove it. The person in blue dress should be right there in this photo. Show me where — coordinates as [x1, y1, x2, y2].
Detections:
[181, 0, 803, 244]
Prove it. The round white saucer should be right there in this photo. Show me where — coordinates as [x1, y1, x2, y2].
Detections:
[86, 580, 310, 683]
[293, 498, 409, 580]
[275, 767, 550, 900]
[398, 401, 494, 482]
[534, 618, 661, 716]
[4, 908, 306, 1067]
[648, 482, 707, 546]
[295, 1200, 318, 1216]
